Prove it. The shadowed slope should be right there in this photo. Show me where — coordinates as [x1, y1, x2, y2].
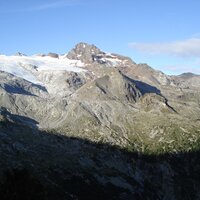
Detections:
[0, 114, 200, 200]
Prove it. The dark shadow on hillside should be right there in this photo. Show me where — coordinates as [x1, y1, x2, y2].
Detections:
[2, 82, 47, 96]
[132, 80, 161, 95]
[0, 119, 200, 200]
[0, 107, 38, 128]
[120, 73, 178, 113]
[3, 83, 35, 96]
[120, 72, 161, 95]
[32, 83, 48, 93]
[130, 80, 178, 112]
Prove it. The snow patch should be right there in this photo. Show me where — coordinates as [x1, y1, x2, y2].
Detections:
[0, 55, 38, 83]
[106, 57, 122, 65]
[0, 55, 86, 83]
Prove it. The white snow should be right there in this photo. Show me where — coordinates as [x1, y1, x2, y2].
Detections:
[105, 57, 122, 66]
[0, 55, 38, 83]
[95, 53, 123, 66]
[0, 55, 85, 83]
[105, 52, 115, 57]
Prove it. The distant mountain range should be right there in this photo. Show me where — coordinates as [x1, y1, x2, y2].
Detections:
[0, 42, 200, 199]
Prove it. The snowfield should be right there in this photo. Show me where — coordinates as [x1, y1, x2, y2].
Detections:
[0, 54, 85, 83]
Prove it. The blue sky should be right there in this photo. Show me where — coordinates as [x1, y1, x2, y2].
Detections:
[0, 0, 200, 75]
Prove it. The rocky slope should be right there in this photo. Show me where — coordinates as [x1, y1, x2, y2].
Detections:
[0, 42, 200, 199]
[0, 42, 199, 147]
[0, 109, 200, 200]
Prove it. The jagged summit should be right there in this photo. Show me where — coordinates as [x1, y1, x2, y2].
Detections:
[70, 42, 102, 54]
[0, 43, 199, 93]
[66, 42, 105, 63]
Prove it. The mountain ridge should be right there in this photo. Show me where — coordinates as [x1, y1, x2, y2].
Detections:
[0, 42, 199, 147]
[1, 42, 200, 199]
[0, 43, 200, 146]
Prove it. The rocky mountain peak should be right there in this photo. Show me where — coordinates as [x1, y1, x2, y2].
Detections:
[74, 42, 102, 54]
[66, 42, 105, 63]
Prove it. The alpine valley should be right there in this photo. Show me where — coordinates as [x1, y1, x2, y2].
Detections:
[0, 43, 200, 200]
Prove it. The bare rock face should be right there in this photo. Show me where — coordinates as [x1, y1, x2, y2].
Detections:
[119, 63, 172, 87]
[71, 69, 142, 103]
[67, 42, 105, 63]
[66, 72, 86, 90]
[47, 52, 59, 58]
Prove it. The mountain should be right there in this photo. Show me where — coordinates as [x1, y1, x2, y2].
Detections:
[0, 42, 200, 199]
